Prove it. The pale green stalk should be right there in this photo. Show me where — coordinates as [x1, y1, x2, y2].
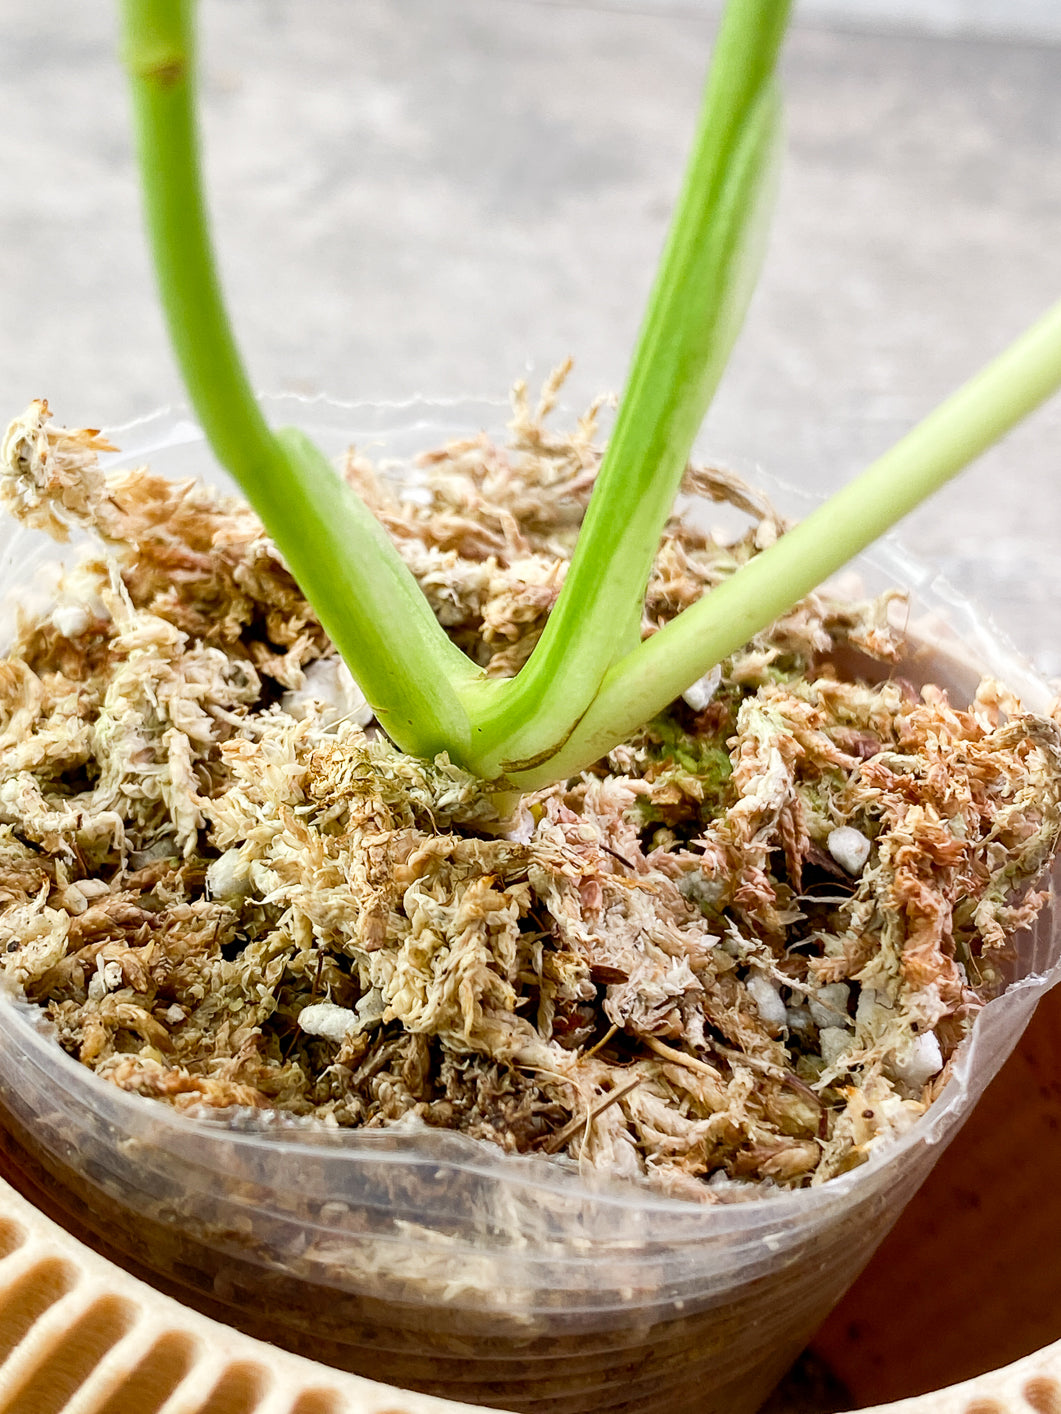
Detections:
[119, 0, 478, 760]
[512, 297, 1061, 788]
[121, 0, 795, 779]
[119, 0, 1061, 793]
[460, 0, 791, 776]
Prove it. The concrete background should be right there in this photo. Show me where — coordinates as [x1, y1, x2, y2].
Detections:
[1, 0, 1059, 675]
[574, 0, 1061, 42]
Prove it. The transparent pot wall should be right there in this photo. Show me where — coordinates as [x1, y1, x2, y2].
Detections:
[0, 399, 1057, 1414]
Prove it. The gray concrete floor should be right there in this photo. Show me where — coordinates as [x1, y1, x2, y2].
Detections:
[1, 1, 1059, 676]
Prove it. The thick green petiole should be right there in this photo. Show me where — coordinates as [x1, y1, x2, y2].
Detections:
[120, 0, 1061, 793]
[273, 430, 479, 757]
[461, 0, 791, 778]
[119, 0, 476, 760]
[512, 296, 1061, 788]
[120, 0, 797, 779]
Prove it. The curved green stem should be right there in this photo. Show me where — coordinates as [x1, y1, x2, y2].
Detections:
[462, 0, 791, 778]
[275, 431, 479, 758]
[119, 0, 476, 759]
[512, 296, 1061, 787]
[119, 0, 1057, 796]
[120, 1, 274, 480]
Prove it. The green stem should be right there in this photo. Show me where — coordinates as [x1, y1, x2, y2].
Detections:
[119, 0, 476, 759]
[119, 1, 274, 482]
[275, 431, 479, 758]
[460, 0, 791, 778]
[512, 296, 1061, 787]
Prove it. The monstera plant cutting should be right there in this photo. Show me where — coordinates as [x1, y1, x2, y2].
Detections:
[0, 1, 1060, 1411]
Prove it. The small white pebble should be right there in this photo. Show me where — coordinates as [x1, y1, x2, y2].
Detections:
[298, 1002, 359, 1044]
[808, 982, 850, 1030]
[827, 825, 872, 876]
[56, 885, 88, 916]
[681, 665, 722, 713]
[101, 959, 124, 992]
[282, 657, 373, 728]
[77, 878, 111, 901]
[819, 1025, 851, 1068]
[206, 849, 254, 901]
[51, 604, 90, 638]
[745, 974, 788, 1033]
[890, 1031, 944, 1090]
[397, 484, 434, 507]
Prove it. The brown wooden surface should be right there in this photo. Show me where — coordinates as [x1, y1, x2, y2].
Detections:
[812, 981, 1061, 1406]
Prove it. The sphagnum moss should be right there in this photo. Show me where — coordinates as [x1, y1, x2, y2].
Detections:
[2, 387, 1058, 1200]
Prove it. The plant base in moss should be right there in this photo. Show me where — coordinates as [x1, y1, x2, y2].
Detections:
[1, 389, 1059, 1203]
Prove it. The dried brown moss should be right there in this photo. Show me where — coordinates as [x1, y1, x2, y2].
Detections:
[1, 383, 1059, 1198]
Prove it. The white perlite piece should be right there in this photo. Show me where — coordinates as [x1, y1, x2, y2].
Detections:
[681, 664, 722, 713]
[827, 824, 872, 876]
[397, 482, 433, 507]
[298, 1002, 360, 1045]
[890, 1031, 944, 1091]
[281, 656, 374, 728]
[87, 957, 125, 1002]
[51, 603, 90, 637]
[745, 973, 788, 1033]
[206, 848, 254, 901]
[819, 1025, 851, 1068]
[808, 982, 850, 1031]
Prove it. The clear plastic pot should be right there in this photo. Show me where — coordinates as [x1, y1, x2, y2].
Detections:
[0, 397, 1057, 1414]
